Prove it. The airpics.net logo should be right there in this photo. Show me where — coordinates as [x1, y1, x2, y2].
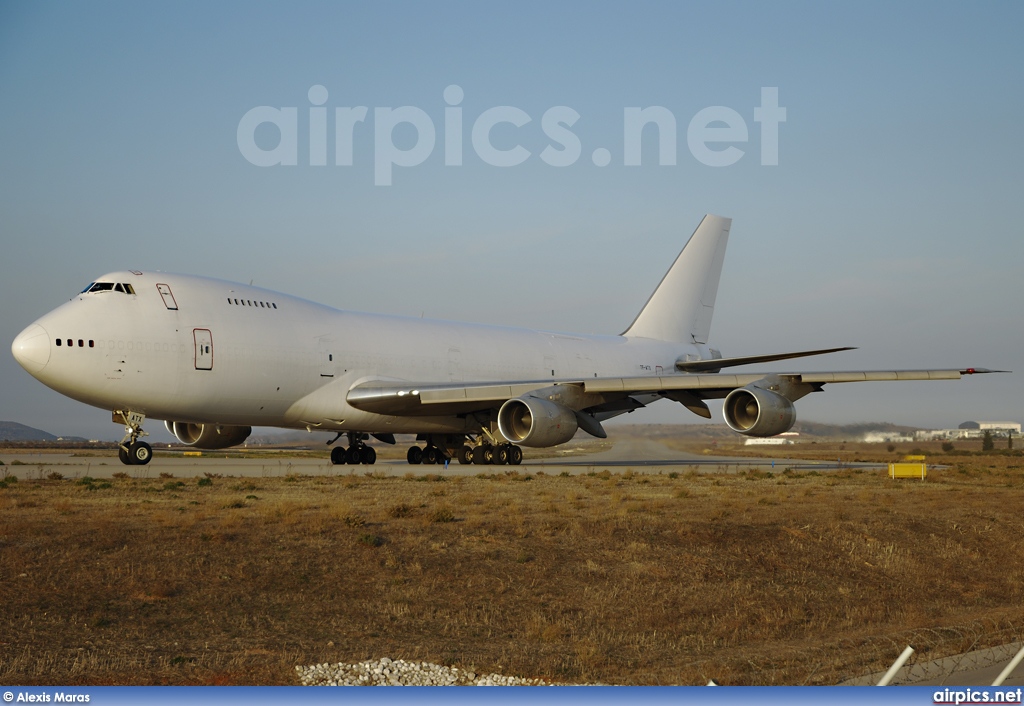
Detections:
[236, 85, 786, 186]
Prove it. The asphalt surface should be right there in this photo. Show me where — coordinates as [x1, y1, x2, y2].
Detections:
[0, 438, 881, 478]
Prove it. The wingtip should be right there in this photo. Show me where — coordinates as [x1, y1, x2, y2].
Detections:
[961, 368, 1012, 374]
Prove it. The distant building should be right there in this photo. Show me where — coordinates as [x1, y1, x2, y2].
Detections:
[979, 421, 1020, 434]
[744, 438, 793, 445]
[863, 422, 1020, 443]
[863, 431, 914, 444]
[953, 422, 1020, 438]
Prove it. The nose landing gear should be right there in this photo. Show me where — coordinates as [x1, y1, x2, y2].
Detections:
[115, 410, 153, 465]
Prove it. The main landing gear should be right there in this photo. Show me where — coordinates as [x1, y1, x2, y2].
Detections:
[406, 442, 523, 466]
[115, 410, 153, 466]
[463, 443, 523, 466]
[329, 431, 377, 465]
[406, 444, 448, 465]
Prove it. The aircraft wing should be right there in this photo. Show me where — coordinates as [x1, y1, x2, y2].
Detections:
[346, 367, 1000, 418]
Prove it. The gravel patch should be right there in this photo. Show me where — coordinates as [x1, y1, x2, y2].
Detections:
[296, 657, 555, 686]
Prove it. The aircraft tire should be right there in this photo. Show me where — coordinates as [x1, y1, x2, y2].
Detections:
[330, 446, 346, 465]
[346, 447, 361, 464]
[458, 446, 472, 464]
[423, 446, 438, 464]
[407, 446, 422, 464]
[362, 446, 376, 465]
[472, 446, 487, 465]
[493, 445, 509, 465]
[118, 446, 132, 465]
[129, 441, 153, 465]
[509, 445, 523, 465]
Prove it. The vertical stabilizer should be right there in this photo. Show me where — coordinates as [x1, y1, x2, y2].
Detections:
[622, 214, 731, 344]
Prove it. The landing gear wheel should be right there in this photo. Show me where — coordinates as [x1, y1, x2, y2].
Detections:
[361, 446, 376, 465]
[129, 441, 152, 465]
[407, 446, 423, 465]
[472, 445, 487, 465]
[423, 446, 439, 465]
[115, 411, 149, 466]
[458, 446, 472, 464]
[509, 445, 523, 465]
[493, 445, 510, 465]
[346, 447, 361, 464]
[330, 446, 346, 465]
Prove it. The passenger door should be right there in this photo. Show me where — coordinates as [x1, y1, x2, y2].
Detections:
[194, 329, 213, 370]
[156, 283, 178, 310]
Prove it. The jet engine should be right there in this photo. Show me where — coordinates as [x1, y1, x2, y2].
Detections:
[164, 421, 252, 449]
[497, 396, 578, 447]
[722, 386, 796, 437]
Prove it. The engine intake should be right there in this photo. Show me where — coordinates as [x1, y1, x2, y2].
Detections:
[165, 421, 252, 449]
[497, 397, 578, 447]
[723, 386, 796, 437]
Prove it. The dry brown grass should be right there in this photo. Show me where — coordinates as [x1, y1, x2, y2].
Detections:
[1, 451, 1023, 686]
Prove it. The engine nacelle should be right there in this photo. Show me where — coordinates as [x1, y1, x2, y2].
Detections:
[164, 421, 252, 449]
[497, 396, 579, 448]
[723, 386, 797, 437]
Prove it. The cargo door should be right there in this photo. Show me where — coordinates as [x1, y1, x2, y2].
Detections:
[318, 337, 335, 377]
[447, 347, 462, 382]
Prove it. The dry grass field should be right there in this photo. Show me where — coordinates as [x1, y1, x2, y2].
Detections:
[1, 444, 1023, 686]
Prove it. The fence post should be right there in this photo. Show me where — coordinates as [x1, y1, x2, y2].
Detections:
[877, 645, 915, 686]
[992, 644, 1024, 687]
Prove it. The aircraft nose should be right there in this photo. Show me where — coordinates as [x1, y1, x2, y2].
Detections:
[12, 323, 51, 375]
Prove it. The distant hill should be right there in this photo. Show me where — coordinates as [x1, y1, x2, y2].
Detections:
[610, 421, 923, 441]
[791, 421, 922, 439]
[0, 421, 60, 441]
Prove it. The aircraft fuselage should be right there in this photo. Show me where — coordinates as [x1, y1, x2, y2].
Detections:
[17, 271, 697, 435]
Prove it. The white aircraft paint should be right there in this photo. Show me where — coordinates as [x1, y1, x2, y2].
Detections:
[11, 215, 997, 466]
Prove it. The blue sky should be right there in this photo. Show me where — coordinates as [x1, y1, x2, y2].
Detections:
[1, 1, 1021, 440]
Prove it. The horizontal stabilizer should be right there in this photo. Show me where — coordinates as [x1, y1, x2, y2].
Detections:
[676, 347, 856, 373]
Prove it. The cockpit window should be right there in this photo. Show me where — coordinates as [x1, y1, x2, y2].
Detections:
[80, 283, 95, 294]
[83, 282, 136, 295]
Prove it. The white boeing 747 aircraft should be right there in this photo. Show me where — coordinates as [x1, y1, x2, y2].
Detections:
[11, 215, 1000, 466]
